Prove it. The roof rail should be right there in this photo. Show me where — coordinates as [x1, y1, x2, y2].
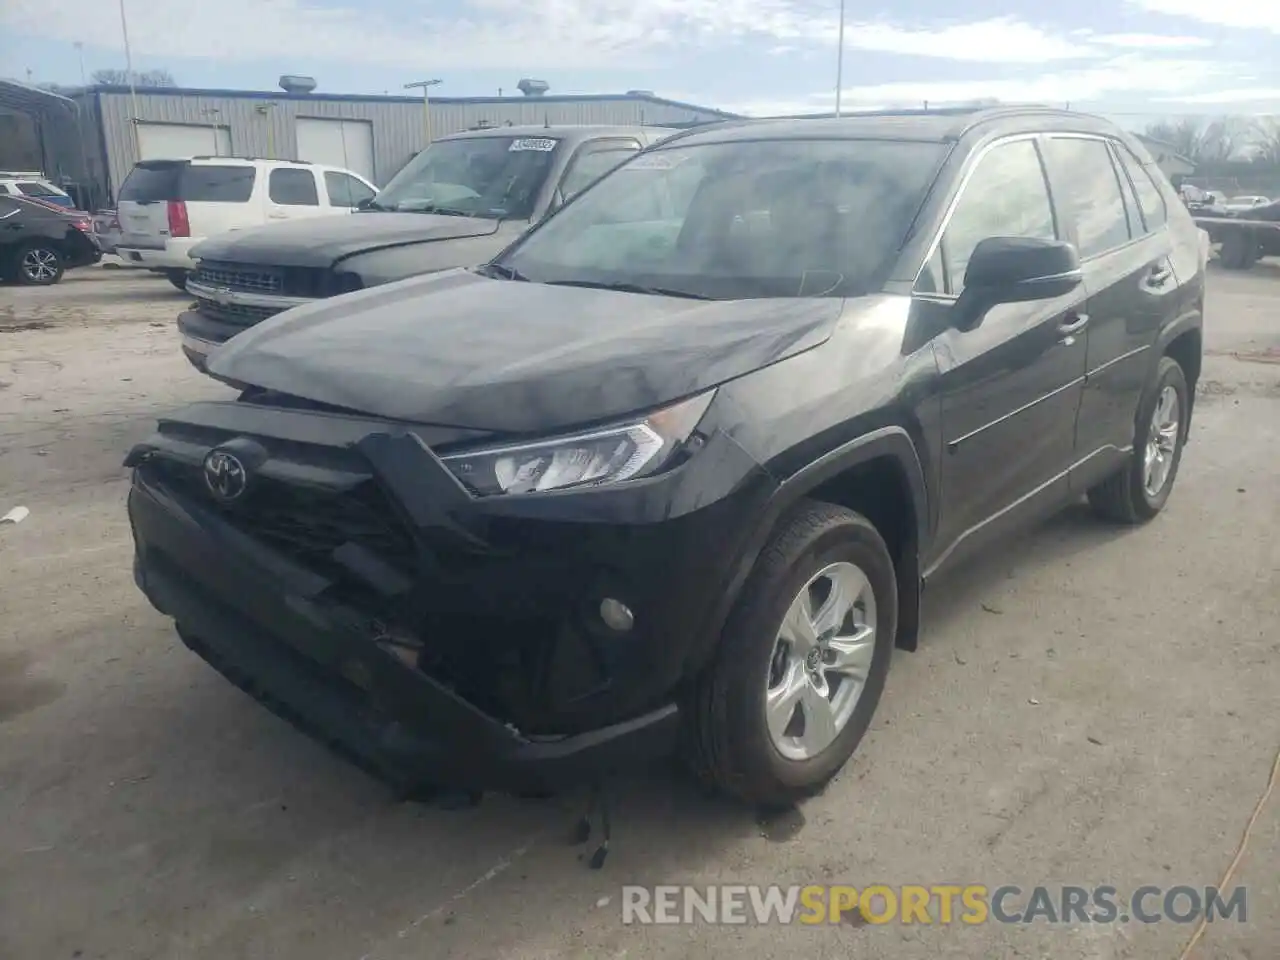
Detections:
[188, 155, 313, 163]
[646, 117, 759, 146]
[950, 104, 1087, 137]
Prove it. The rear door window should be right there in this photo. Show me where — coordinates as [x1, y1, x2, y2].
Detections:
[1113, 144, 1168, 232]
[1040, 137, 1134, 258]
[324, 170, 376, 208]
[269, 168, 320, 206]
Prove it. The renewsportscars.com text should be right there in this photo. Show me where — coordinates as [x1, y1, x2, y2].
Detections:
[620, 884, 1248, 926]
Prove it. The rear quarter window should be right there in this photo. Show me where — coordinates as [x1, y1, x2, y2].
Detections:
[118, 163, 256, 203]
[181, 165, 256, 202]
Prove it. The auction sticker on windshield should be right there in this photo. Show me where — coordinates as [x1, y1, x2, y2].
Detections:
[509, 138, 558, 152]
[628, 151, 689, 170]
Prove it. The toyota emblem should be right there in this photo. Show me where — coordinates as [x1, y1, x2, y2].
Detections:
[203, 449, 249, 502]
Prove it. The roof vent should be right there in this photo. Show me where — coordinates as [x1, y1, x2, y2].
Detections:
[517, 78, 549, 97]
[626, 89, 655, 97]
[279, 75, 317, 94]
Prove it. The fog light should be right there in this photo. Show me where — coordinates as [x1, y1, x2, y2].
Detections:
[599, 597, 634, 632]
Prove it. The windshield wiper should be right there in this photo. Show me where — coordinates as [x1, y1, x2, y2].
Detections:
[477, 262, 529, 281]
[543, 279, 712, 300]
[413, 204, 474, 217]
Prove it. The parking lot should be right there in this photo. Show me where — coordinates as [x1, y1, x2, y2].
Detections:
[1, 265, 1277, 959]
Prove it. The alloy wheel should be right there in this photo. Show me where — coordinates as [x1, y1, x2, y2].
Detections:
[765, 561, 877, 761]
[1143, 384, 1180, 497]
[21, 248, 59, 283]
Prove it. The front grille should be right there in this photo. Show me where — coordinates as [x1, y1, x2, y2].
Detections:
[150, 459, 417, 576]
[196, 260, 333, 298]
[196, 260, 282, 294]
[194, 297, 283, 327]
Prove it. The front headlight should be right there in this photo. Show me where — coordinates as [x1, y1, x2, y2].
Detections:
[440, 391, 715, 496]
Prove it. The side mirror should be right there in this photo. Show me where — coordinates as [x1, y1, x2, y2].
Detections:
[955, 237, 1082, 330]
[356, 197, 375, 210]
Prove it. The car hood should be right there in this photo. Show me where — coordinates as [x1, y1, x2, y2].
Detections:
[191, 212, 504, 268]
[207, 269, 844, 434]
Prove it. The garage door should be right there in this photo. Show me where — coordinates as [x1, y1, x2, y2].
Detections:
[295, 118, 375, 182]
[136, 122, 231, 160]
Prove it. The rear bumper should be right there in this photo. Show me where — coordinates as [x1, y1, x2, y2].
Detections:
[118, 237, 201, 270]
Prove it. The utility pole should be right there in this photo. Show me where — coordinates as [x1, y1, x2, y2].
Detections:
[73, 41, 94, 208]
[404, 79, 442, 147]
[834, 0, 846, 117]
[118, 0, 141, 157]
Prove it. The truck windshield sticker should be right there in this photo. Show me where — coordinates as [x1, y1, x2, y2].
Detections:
[627, 152, 687, 170]
[509, 138, 558, 152]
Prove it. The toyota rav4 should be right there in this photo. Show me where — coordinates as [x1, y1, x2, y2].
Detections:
[127, 108, 1204, 817]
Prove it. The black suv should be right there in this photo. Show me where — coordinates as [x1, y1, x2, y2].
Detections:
[1, 195, 100, 285]
[127, 108, 1204, 813]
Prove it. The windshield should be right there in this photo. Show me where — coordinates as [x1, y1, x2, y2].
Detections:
[495, 138, 947, 299]
[373, 136, 561, 219]
[16, 181, 62, 198]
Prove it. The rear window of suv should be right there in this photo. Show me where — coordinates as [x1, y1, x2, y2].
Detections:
[119, 162, 256, 203]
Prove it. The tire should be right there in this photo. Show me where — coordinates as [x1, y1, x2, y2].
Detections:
[1219, 230, 1258, 270]
[165, 269, 190, 291]
[14, 243, 64, 285]
[1088, 355, 1189, 524]
[687, 501, 897, 807]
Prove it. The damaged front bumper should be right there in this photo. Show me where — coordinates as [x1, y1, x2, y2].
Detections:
[126, 399, 772, 793]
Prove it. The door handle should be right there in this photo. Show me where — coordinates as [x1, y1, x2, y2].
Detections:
[1057, 313, 1089, 337]
[267, 211, 289, 219]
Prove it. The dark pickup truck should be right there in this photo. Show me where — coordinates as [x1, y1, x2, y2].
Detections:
[1190, 198, 1280, 270]
[178, 124, 675, 371]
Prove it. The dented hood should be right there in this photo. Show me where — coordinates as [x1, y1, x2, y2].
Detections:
[191, 212, 503, 269]
[207, 269, 842, 434]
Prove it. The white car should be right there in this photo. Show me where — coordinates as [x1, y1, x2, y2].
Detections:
[114, 157, 378, 288]
[0, 174, 77, 210]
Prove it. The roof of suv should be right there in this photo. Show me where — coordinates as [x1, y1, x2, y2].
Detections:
[438, 124, 675, 144]
[660, 107, 1126, 147]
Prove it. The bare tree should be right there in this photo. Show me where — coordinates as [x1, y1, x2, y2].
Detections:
[1143, 116, 1247, 163]
[91, 68, 177, 88]
[1248, 117, 1280, 164]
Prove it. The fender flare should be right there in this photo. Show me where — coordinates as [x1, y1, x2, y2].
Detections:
[694, 426, 929, 664]
[1152, 312, 1204, 433]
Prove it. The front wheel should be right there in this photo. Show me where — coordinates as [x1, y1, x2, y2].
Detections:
[1088, 355, 1189, 523]
[165, 269, 190, 291]
[15, 243, 64, 285]
[687, 501, 897, 807]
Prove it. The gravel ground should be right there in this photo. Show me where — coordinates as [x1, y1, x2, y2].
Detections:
[1, 264, 1277, 960]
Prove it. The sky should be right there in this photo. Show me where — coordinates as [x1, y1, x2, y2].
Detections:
[2, 0, 1277, 120]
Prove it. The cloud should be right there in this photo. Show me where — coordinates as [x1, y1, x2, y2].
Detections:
[843, 19, 1089, 62]
[1124, 0, 1277, 32]
[1088, 33, 1213, 49]
[726, 55, 1236, 115]
[2, 1, 1138, 70]
[1158, 88, 1280, 105]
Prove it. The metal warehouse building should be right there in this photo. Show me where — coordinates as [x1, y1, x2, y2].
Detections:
[5, 79, 738, 208]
